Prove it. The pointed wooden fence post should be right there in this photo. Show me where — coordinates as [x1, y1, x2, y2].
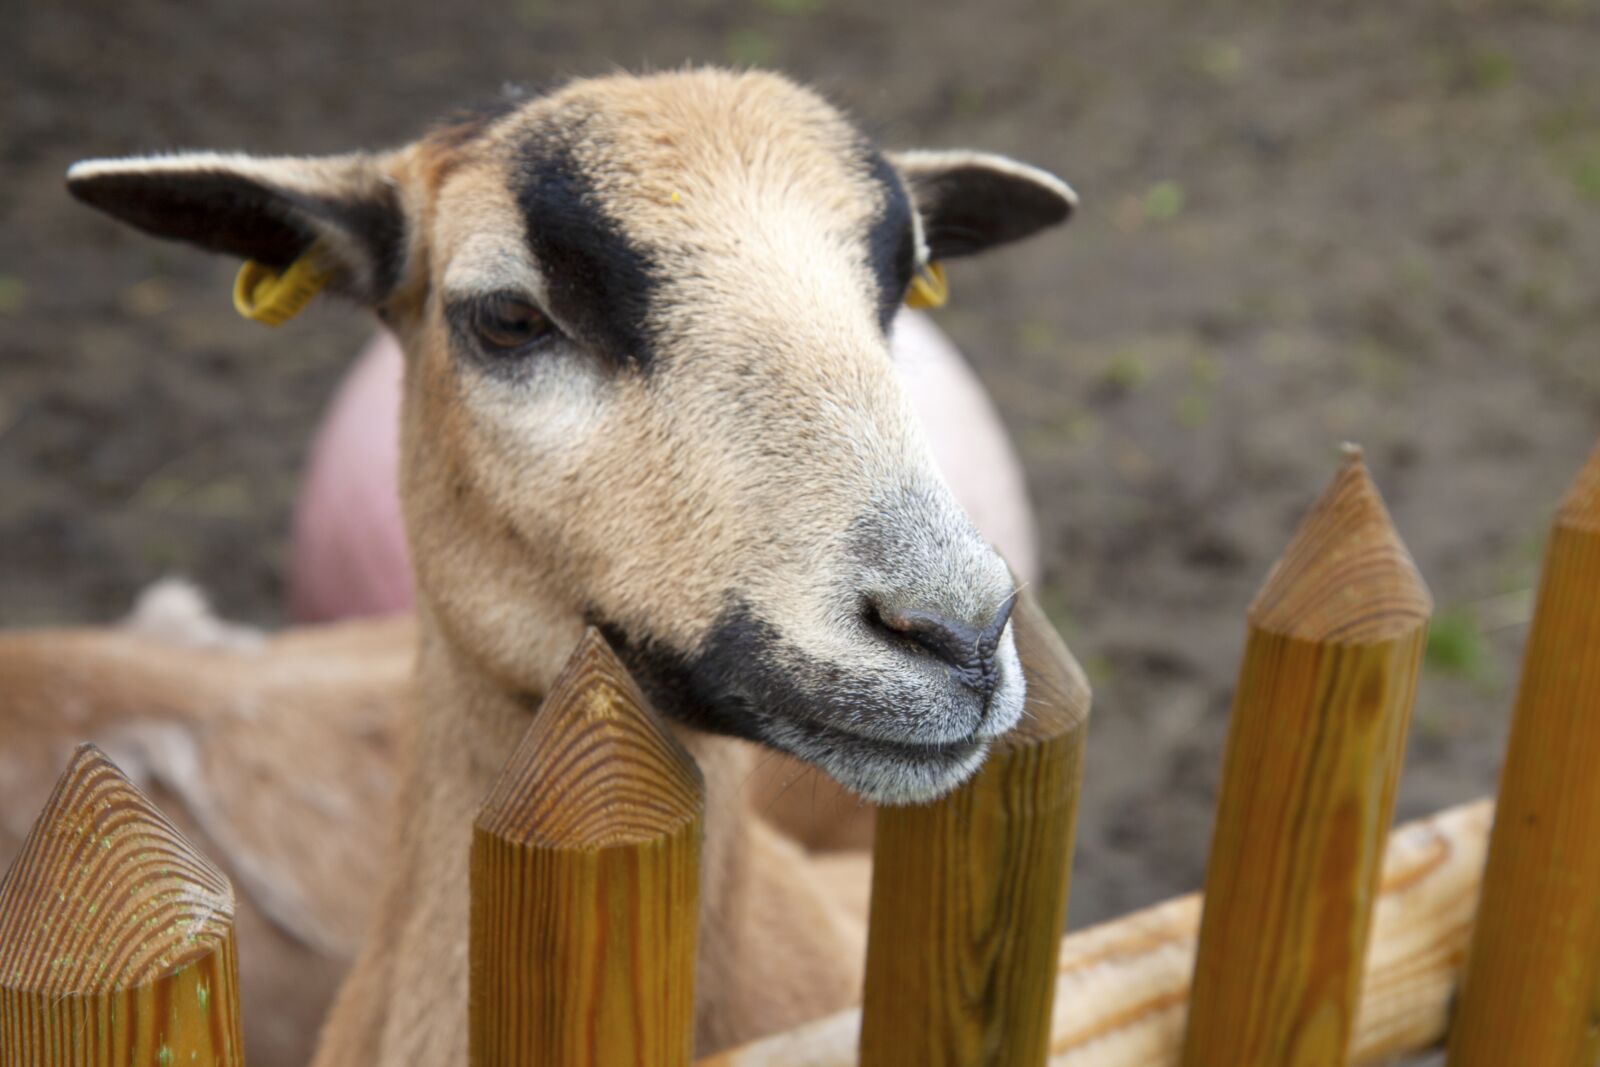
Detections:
[0, 744, 244, 1066]
[470, 629, 705, 1067]
[1180, 446, 1432, 1067]
[859, 589, 1092, 1067]
[1447, 440, 1600, 1067]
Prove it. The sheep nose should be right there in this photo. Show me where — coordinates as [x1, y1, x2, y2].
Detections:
[871, 594, 1016, 700]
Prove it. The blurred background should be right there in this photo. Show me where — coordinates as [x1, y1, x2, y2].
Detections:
[4, 0, 1599, 932]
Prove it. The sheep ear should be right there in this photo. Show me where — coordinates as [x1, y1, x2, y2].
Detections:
[66, 152, 405, 304]
[892, 150, 1077, 260]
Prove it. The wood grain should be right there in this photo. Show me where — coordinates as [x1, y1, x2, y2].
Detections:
[858, 589, 1092, 1067]
[1446, 439, 1600, 1067]
[470, 628, 704, 1067]
[0, 744, 243, 1066]
[1180, 447, 1432, 1067]
[697, 799, 1492, 1067]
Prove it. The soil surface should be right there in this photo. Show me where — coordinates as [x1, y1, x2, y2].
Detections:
[6, 2, 1600, 1057]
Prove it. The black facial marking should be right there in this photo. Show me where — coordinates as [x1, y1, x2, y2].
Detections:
[596, 618, 767, 743]
[599, 600, 862, 745]
[595, 596, 994, 804]
[515, 121, 663, 368]
[862, 151, 917, 331]
[596, 598, 949, 741]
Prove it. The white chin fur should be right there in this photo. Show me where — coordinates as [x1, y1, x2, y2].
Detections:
[744, 619, 1029, 806]
[780, 627, 1030, 799]
[819, 738, 993, 806]
[785, 631, 1029, 807]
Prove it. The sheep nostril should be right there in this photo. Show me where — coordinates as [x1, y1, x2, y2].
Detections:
[867, 594, 1015, 699]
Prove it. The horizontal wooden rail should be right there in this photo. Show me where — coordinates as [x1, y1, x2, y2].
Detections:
[697, 798, 1491, 1067]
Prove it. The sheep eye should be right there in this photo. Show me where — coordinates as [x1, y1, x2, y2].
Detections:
[473, 294, 554, 352]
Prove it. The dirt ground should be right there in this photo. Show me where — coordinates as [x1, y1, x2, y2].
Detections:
[6, 0, 1600, 1043]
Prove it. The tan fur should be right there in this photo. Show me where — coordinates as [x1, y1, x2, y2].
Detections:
[0, 616, 869, 1065]
[35, 66, 1074, 1064]
[0, 620, 410, 1067]
[328, 75, 1000, 1059]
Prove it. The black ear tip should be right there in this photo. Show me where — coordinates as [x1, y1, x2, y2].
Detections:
[897, 150, 1078, 260]
[64, 162, 93, 196]
[1060, 187, 1080, 220]
[1046, 190, 1075, 225]
[64, 162, 123, 208]
[1033, 172, 1079, 225]
[966, 158, 1079, 232]
[1003, 171, 1076, 236]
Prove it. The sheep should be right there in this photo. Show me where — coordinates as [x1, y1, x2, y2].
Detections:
[14, 66, 1075, 1063]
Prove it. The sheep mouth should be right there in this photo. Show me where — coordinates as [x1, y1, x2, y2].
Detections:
[749, 712, 991, 805]
[769, 713, 986, 764]
[595, 604, 996, 803]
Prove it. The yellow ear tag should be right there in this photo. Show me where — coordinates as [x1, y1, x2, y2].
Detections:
[905, 261, 949, 310]
[232, 247, 333, 327]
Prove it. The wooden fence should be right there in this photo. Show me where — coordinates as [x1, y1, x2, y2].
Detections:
[4, 441, 1600, 1066]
